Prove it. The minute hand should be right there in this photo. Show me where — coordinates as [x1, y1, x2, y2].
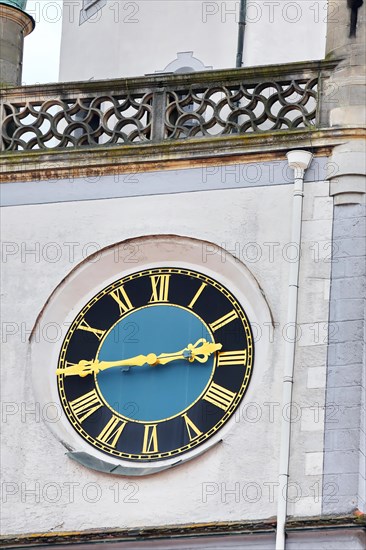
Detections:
[56, 338, 222, 377]
[56, 354, 150, 377]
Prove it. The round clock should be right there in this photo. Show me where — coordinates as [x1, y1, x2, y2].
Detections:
[56, 267, 254, 462]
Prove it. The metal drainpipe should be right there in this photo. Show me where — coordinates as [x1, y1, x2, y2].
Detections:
[236, 0, 247, 67]
[275, 150, 313, 550]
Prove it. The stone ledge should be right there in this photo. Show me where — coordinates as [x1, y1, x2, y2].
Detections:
[0, 59, 339, 96]
[0, 513, 365, 547]
[1, 128, 364, 184]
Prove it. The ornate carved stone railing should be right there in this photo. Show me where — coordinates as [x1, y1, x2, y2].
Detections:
[0, 61, 336, 152]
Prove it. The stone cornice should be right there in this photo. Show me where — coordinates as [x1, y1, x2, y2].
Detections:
[0, 127, 364, 184]
[0, 513, 364, 547]
[0, 3, 34, 35]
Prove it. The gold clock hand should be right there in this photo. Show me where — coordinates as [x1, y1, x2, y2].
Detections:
[56, 354, 157, 377]
[156, 339, 222, 365]
[56, 339, 222, 377]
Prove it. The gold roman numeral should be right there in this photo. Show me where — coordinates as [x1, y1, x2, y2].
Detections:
[142, 424, 158, 453]
[69, 389, 103, 423]
[218, 350, 247, 367]
[78, 319, 106, 341]
[188, 282, 207, 309]
[97, 416, 127, 448]
[110, 286, 133, 316]
[203, 382, 236, 411]
[182, 414, 202, 441]
[149, 275, 170, 303]
[209, 310, 238, 332]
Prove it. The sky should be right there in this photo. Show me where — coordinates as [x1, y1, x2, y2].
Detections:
[22, 0, 63, 85]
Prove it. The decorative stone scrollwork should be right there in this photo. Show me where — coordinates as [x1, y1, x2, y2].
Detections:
[165, 78, 318, 138]
[2, 93, 153, 150]
[0, 72, 319, 151]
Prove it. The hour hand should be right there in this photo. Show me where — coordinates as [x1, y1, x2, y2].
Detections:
[156, 339, 222, 365]
[56, 354, 154, 377]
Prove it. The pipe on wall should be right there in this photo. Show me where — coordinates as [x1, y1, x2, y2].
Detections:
[275, 150, 313, 550]
[236, 0, 247, 67]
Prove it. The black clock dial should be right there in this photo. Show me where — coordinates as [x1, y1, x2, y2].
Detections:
[57, 268, 254, 461]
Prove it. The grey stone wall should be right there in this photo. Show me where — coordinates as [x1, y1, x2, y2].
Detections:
[323, 203, 366, 514]
[0, 4, 34, 86]
[0, 16, 24, 85]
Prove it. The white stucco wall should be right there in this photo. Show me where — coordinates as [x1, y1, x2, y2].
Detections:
[0, 180, 331, 535]
[58, 0, 327, 81]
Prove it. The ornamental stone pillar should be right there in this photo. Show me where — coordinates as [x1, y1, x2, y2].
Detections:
[0, 0, 34, 86]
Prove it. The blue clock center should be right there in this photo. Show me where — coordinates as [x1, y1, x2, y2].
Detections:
[96, 305, 214, 422]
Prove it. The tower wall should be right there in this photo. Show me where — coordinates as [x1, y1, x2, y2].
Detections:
[0, 2, 34, 86]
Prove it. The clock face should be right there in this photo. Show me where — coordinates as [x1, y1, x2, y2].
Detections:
[57, 268, 254, 462]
